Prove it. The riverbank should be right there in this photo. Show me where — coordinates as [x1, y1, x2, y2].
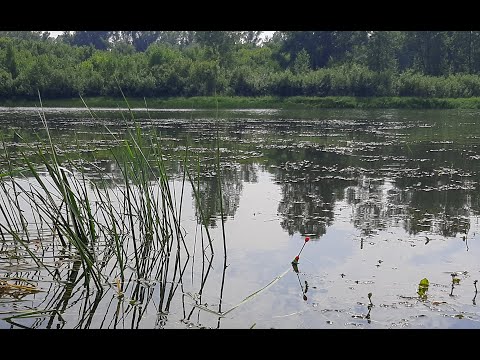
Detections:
[3, 96, 480, 109]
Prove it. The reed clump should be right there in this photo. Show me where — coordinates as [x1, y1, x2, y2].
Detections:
[0, 91, 225, 328]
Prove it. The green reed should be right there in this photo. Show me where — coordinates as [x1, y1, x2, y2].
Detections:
[0, 87, 236, 328]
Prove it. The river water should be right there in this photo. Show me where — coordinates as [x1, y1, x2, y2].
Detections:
[0, 107, 479, 328]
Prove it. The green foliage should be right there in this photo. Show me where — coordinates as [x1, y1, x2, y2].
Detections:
[121, 31, 161, 52]
[0, 69, 13, 97]
[146, 44, 183, 67]
[233, 46, 281, 72]
[292, 49, 311, 74]
[365, 31, 402, 72]
[229, 66, 272, 96]
[74, 61, 104, 96]
[304, 72, 329, 96]
[268, 70, 303, 96]
[111, 42, 136, 55]
[3, 31, 480, 100]
[0, 31, 48, 41]
[66, 31, 111, 50]
[5, 42, 18, 79]
[187, 60, 221, 96]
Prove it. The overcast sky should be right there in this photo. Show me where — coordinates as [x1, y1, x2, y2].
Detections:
[47, 31, 275, 40]
[47, 31, 63, 37]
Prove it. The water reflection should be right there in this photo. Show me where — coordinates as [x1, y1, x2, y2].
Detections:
[3, 107, 479, 240]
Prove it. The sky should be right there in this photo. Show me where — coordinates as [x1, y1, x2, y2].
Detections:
[47, 31, 63, 38]
[47, 31, 275, 41]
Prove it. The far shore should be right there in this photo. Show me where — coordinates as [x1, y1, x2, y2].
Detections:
[3, 96, 480, 110]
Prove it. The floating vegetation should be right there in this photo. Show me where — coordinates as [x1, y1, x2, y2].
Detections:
[417, 278, 430, 301]
[0, 278, 42, 299]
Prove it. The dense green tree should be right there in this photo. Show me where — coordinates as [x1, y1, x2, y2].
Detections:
[292, 49, 311, 74]
[364, 31, 402, 72]
[3, 31, 480, 99]
[443, 31, 480, 74]
[0, 69, 13, 97]
[239, 31, 263, 46]
[402, 31, 446, 76]
[5, 42, 18, 79]
[281, 31, 329, 69]
[194, 31, 240, 67]
[0, 31, 49, 41]
[110, 41, 136, 55]
[67, 31, 111, 50]
[157, 31, 189, 46]
[120, 31, 161, 52]
[331, 31, 369, 65]
[281, 31, 368, 70]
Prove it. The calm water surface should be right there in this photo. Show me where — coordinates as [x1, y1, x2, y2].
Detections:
[1, 107, 480, 329]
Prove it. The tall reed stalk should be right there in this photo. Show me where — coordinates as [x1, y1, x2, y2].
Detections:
[0, 89, 231, 328]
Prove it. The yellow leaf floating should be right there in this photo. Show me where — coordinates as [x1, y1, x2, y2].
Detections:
[417, 278, 429, 300]
[0, 279, 41, 299]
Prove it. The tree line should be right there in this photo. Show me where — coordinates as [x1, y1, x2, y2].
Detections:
[3, 31, 480, 99]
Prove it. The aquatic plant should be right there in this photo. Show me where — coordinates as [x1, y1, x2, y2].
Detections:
[0, 91, 231, 328]
[417, 278, 429, 300]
